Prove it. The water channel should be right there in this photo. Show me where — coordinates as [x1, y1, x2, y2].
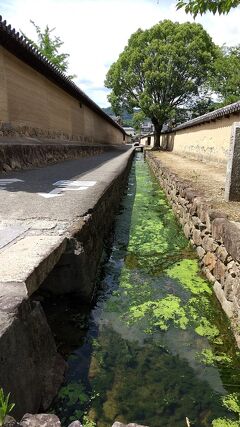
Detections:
[43, 153, 240, 427]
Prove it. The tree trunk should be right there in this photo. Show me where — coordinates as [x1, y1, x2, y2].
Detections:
[152, 121, 162, 149]
[154, 131, 161, 148]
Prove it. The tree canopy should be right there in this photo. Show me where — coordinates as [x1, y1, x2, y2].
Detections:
[105, 20, 217, 147]
[21, 21, 75, 80]
[210, 45, 240, 105]
[176, 0, 240, 17]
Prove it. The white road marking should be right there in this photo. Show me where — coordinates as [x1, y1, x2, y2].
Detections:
[38, 189, 63, 199]
[58, 187, 89, 192]
[38, 180, 96, 198]
[38, 192, 63, 199]
[54, 180, 96, 187]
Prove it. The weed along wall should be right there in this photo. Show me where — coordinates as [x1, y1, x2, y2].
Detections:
[146, 151, 240, 347]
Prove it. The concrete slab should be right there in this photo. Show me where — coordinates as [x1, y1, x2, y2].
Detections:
[0, 147, 133, 294]
[0, 146, 134, 418]
[0, 281, 28, 297]
[0, 235, 67, 295]
[0, 148, 133, 221]
[0, 225, 28, 249]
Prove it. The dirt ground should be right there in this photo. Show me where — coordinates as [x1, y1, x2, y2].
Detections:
[153, 151, 240, 222]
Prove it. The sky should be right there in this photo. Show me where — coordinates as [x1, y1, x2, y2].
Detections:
[0, 0, 240, 108]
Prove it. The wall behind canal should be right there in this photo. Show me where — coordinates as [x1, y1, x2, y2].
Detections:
[146, 152, 240, 347]
[163, 116, 239, 165]
[0, 16, 126, 145]
[0, 46, 124, 144]
[140, 102, 240, 166]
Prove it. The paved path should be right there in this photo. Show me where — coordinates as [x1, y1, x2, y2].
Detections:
[0, 146, 133, 295]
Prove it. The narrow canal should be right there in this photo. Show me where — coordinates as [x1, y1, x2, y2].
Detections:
[44, 153, 240, 427]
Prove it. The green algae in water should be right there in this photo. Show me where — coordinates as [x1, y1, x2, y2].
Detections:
[212, 393, 240, 426]
[127, 294, 189, 331]
[198, 348, 233, 366]
[166, 259, 212, 294]
[51, 155, 240, 427]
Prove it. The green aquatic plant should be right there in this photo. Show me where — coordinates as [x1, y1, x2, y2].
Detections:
[222, 393, 240, 415]
[198, 348, 232, 366]
[212, 393, 240, 426]
[0, 388, 15, 427]
[151, 295, 188, 330]
[51, 157, 240, 427]
[58, 382, 88, 406]
[195, 318, 220, 340]
[125, 161, 188, 276]
[127, 295, 189, 331]
[166, 259, 212, 295]
[212, 420, 239, 427]
[89, 328, 228, 427]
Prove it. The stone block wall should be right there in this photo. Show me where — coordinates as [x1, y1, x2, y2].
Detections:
[0, 143, 112, 173]
[146, 152, 240, 346]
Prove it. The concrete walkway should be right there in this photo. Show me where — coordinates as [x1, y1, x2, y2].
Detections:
[0, 146, 133, 296]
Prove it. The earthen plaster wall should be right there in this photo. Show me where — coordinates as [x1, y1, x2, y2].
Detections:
[167, 116, 240, 164]
[141, 135, 154, 147]
[0, 46, 124, 144]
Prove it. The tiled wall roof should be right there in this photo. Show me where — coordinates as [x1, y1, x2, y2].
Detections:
[170, 100, 240, 132]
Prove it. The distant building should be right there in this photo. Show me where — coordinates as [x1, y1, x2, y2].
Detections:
[140, 121, 154, 135]
[123, 127, 136, 137]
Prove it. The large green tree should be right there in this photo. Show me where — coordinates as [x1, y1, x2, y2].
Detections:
[21, 21, 75, 79]
[176, 0, 240, 17]
[210, 45, 240, 105]
[105, 20, 217, 147]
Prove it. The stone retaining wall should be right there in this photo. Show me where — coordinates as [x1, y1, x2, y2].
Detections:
[0, 143, 113, 173]
[40, 149, 134, 300]
[146, 152, 240, 347]
[0, 292, 66, 419]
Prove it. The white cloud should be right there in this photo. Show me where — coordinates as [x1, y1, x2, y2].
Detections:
[0, 0, 240, 107]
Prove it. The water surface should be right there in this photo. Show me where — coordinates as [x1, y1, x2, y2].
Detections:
[46, 154, 240, 427]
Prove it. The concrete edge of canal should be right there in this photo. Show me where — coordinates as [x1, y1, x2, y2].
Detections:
[0, 147, 134, 420]
[146, 151, 240, 349]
